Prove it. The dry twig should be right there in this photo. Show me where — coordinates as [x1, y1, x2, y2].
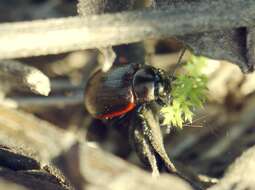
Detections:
[0, 0, 254, 59]
[0, 60, 50, 96]
[10, 92, 83, 108]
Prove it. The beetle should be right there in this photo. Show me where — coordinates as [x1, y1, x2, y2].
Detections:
[84, 63, 171, 119]
[84, 62, 179, 176]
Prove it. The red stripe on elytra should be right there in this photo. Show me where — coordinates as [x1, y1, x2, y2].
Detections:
[96, 102, 136, 119]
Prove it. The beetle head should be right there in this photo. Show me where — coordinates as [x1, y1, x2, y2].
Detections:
[155, 69, 172, 106]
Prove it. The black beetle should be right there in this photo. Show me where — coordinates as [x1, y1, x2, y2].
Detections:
[85, 63, 171, 119]
[84, 62, 178, 176]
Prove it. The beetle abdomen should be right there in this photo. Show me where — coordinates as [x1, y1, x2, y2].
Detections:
[84, 64, 137, 119]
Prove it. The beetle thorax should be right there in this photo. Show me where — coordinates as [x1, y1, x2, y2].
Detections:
[132, 66, 171, 105]
[132, 67, 157, 103]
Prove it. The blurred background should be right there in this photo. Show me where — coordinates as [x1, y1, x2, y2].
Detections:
[0, 1, 255, 190]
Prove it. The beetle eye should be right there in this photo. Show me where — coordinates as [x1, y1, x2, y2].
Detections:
[158, 82, 168, 99]
[158, 83, 166, 97]
[156, 75, 172, 105]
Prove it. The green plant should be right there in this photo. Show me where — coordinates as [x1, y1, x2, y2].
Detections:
[161, 55, 208, 128]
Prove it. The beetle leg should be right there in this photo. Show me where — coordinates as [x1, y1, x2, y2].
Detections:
[129, 104, 177, 174]
[129, 104, 208, 189]
[131, 126, 160, 177]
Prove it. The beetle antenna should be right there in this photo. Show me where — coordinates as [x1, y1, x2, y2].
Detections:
[170, 48, 186, 80]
